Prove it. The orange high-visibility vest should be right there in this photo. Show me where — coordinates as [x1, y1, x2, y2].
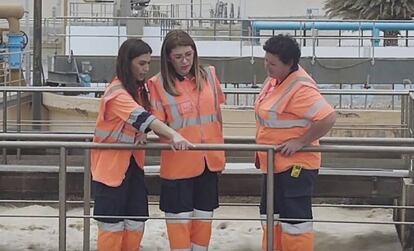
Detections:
[255, 66, 334, 173]
[91, 79, 155, 186]
[148, 66, 225, 179]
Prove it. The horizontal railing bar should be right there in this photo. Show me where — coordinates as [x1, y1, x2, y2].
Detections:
[0, 164, 408, 177]
[51, 16, 414, 23]
[1, 200, 413, 210]
[50, 33, 414, 41]
[0, 141, 411, 153]
[0, 213, 412, 226]
[223, 88, 411, 95]
[0, 133, 413, 145]
[0, 87, 410, 96]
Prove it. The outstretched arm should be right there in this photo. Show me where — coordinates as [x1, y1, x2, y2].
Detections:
[148, 119, 193, 150]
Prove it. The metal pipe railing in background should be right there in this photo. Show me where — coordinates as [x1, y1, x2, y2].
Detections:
[2, 89, 7, 164]
[33, 0, 42, 131]
[1, 132, 414, 146]
[402, 93, 407, 137]
[16, 91, 21, 159]
[410, 93, 414, 137]
[407, 92, 414, 181]
[41, 16, 414, 60]
[0, 87, 410, 137]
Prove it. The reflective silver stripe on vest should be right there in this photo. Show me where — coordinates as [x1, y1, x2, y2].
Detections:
[281, 221, 313, 235]
[95, 83, 147, 142]
[257, 77, 315, 129]
[127, 107, 156, 132]
[165, 211, 193, 224]
[127, 107, 147, 124]
[125, 219, 145, 232]
[303, 98, 328, 119]
[94, 128, 135, 143]
[170, 113, 219, 130]
[97, 221, 124, 232]
[139, 114, 156, 132]
[159, 70, 220, 130]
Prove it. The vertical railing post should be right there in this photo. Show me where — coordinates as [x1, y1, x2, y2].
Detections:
[59, 146, 67, 251]
[410, 93, 412, 136]
[392, 83, 395, 110]
[401, 94, 407, 138]
[16, 90, 21, 159]
[83, 145, 91, 251]
[3, 90, 6, 132]
[33, 0, 42, 130]
[350, 84, 354, 109]
[407, 91, 414, 182]
[117, 18, 121, 49]
[400, 181, 407, 246]
[266, 147, 274, 251]
[2, 90, 7, 164]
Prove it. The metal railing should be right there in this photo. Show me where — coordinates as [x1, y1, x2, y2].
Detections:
[44, 17, 414, 58]
[0, 86, 410, 164]
[0, 140, 413, 251]
[0, 87, 410, 133]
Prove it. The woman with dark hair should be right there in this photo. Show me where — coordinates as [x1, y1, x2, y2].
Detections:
[147, 30, 226, 250]
[91, 38, 192, 251]
[256, 34, 336, 251]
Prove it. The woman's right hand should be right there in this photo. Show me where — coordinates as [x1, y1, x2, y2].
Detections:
[170, 132, 194, 151]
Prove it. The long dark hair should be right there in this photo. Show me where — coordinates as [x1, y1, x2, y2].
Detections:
[160, 30, 206, 96]
[116, 38, 152, 110]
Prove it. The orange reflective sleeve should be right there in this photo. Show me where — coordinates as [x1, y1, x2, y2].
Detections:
[288, 86, 335, 122]
[107, 92, 155, 132]
[106, 92, 141, 120]
[147, 78, 167, 122]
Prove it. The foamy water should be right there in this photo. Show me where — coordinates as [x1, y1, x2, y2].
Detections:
[0, 204, 401, 251]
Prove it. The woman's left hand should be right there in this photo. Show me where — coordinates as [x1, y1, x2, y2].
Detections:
[275, 138, 306, 156]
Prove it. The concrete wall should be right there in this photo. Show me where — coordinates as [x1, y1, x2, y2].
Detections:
[52, 55, 414, 86]
[241, 0, 324, 18]
[40, 93, 402, 138]
[42, 92, 98, 132]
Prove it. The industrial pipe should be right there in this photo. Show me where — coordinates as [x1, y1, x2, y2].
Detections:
[0, 5, 24, 34]
[252, 21, 414, 47]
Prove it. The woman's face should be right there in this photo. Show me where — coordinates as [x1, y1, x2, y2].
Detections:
[168, 45, 194, 77]
[131, 53, 151, 81]
[264, 52, 292, 81]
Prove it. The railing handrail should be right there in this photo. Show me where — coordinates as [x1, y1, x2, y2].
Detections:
[0, 86, 411, 96]
[50, 16, 414, 23]
[0, 140, 412, 153]
[0, 133, 413, 145]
